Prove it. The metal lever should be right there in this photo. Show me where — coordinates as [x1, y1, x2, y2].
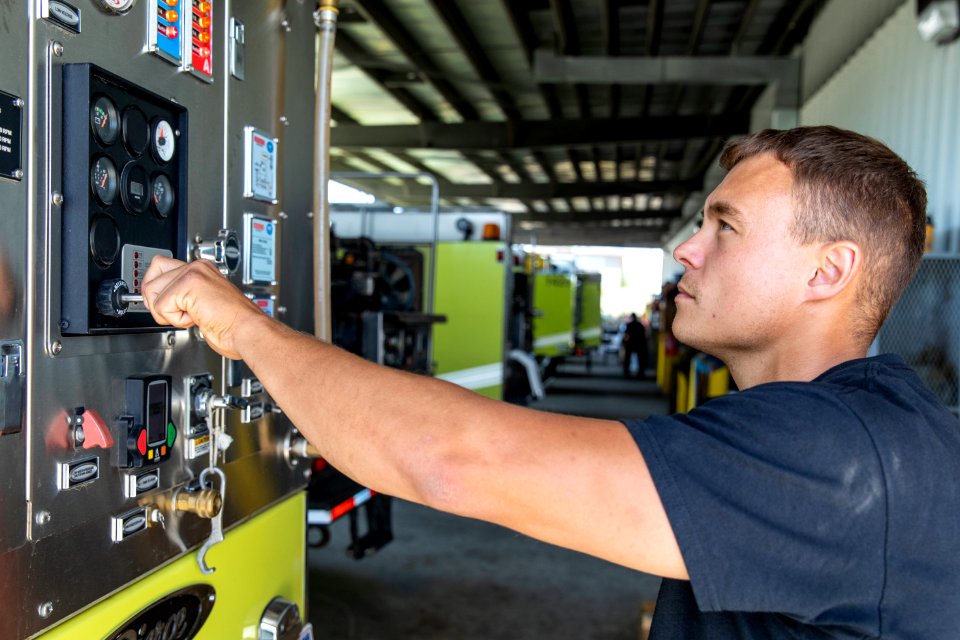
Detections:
[196, 466, 226, 574]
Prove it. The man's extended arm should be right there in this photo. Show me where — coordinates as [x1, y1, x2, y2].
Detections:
[141, 256, 687, 579]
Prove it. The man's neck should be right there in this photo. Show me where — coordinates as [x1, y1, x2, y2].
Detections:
[723, 341, 868, 390]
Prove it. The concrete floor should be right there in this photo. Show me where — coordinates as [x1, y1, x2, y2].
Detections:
[307, 359, 667, 640]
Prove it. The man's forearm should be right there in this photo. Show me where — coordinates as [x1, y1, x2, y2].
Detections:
[232, 313, 489, 508]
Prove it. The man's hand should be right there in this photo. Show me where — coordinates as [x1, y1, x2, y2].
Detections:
[141, 256, 265, 359]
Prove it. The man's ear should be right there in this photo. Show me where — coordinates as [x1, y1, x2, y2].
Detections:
[806, 241, 861, 301]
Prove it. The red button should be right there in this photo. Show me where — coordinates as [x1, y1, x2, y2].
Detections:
[134, 280, 139, 287]
[134, 262, 139, 268]
[161, 445, 167, 456]
[137, 429, 147, 455]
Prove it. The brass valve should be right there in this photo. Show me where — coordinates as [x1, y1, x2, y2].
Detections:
[174, 488, 222, 519]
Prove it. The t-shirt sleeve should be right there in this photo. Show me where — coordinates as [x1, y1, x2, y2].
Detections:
[624, 385, 886, 623]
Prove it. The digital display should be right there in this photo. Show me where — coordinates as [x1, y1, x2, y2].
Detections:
[146, 381, 167, 445]
[131, 180, 144, 197]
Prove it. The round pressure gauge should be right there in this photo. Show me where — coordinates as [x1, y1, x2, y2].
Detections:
[90, 156, 119, 206]
[151, 174, 175, 219]
[152, 119, 176, 164]
[96, 0, 136, 14]
[90, 96, 120, 146]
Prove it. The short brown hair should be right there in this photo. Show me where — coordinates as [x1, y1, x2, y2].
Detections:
[720, 125, 927, 341]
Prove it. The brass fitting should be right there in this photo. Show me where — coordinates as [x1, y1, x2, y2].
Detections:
[174, 488, 222, 519]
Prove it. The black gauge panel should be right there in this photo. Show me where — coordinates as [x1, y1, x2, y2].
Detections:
[90, 156, 118, 205]
[61, 64, 188, 334]
[90, 95, 119, 146]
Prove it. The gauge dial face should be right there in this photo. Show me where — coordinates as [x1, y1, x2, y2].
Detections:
[121, 162, 149, 214]
[151, 174, 175, 219]
[96, 0, 136, 14]
[152, 119, 176, 163]
[90, 156, 119, 205]
[90, 96, 120, 146]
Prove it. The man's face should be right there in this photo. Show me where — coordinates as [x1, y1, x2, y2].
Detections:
[671, 153, 817, 357]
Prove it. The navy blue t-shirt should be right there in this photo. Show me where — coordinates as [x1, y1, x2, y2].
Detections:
[624, 354, 960, 639]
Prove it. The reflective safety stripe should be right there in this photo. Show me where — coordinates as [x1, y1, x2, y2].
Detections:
[435, 362, 503, 390]
[534, 331, 573, 349]
[578, 326, 602, 339]
[307, 488, 375, 526]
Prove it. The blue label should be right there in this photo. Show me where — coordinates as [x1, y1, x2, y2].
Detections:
[266, 141, 274, 153]
[266, 224, 273, 235]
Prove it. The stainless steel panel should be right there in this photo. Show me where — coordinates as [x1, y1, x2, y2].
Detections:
[0, 1, 318, 636]
[0, 0, 29, 567]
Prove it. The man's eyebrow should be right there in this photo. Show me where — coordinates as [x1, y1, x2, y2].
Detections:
[705, 200, 743, 220]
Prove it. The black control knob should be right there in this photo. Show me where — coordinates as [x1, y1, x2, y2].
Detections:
[97, 279, 144, 317]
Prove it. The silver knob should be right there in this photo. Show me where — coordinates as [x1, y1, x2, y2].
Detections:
[193, 229, 241, 276]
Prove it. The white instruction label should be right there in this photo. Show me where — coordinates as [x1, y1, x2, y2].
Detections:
[244, 214, 277, 285]
[243, 126, 278, 203]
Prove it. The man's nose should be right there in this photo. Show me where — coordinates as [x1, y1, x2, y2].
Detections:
[673, 233, 703, 269]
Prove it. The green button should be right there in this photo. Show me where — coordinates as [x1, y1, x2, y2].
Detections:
[166, 422, 176, 448]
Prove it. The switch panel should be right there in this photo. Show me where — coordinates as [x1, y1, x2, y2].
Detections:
[117, 375, 177, 469]
[190, 0, 215, 81]
[149, 0, 185, 66]
[61, 65, 188, 334]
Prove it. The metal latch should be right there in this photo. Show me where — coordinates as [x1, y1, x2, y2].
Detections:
[1, 340, 25, 435]
[230, 17, 246, 80]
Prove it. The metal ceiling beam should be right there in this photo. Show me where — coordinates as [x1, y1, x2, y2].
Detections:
[534, 51, 800, 85]
[331, 114, 750, 150]
[425, 0, 520, 121]
[336, 32, 438, 122]
[339, 179, 698, 202]
[351, 0, 480, 121]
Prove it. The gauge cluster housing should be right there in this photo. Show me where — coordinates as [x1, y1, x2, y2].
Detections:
[61, 64, 188, 334]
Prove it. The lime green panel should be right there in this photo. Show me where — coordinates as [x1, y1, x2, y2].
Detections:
[432, 242, 506, 382]
[533, 273, 575, 357]
[473, 384, 502, 400]
[41, 493, 307, 640]
[577, 280, 602, 349]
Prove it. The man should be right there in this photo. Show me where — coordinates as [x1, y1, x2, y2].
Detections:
[142, 126, 960, 638]
[621, 312, 648, 378]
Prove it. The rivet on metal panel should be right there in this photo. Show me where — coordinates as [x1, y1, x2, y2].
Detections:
[13, 169, 23, 180]
[280, 15, 292, 32]
[51, 41, 64, 57]
[35, 511, 51, 526]
[167, 333, 177, 347]
[50, 341, 63, 356]
[14, 97, 24, 108]
[280, 116, 289, 126]
[51, 191, 64, 207]
[278, 211, 288, 220]
[37, 602, 54, 619]
[306, 211, 314, 219]
[277, 306, 288, 315]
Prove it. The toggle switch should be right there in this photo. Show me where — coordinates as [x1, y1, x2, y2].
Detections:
[68, 406, 115, 449]
[81, 408, 114, 449]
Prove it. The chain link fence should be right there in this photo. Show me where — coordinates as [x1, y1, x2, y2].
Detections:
[876, 255, 960, 415]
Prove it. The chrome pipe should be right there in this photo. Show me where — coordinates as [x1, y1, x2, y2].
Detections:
[313, 2, 339, 340]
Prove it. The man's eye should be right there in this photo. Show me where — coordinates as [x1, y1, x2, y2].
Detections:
[719, 220, 733, 231]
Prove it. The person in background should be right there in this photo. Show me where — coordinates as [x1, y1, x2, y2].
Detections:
[621, 312, 648, 378]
